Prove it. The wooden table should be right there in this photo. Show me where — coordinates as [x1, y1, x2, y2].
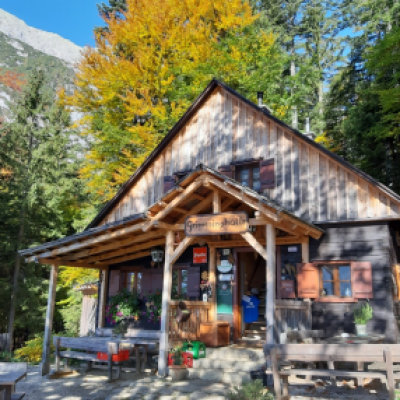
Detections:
[321, 334, 385, 386]
[53, 336, 159, 380]
[323, 334, 384, 345]
[0, 371, 26, 400]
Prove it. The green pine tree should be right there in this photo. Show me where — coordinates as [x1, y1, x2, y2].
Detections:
[0, 69, 86, 348]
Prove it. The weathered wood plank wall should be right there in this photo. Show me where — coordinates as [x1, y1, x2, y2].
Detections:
[100, 87, 400, 226]
[310, 222, 398, 341]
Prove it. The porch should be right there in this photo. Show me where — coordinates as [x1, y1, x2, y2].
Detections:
[19, 165, 323, 377]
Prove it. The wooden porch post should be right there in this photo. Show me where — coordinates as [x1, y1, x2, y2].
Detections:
[209, 247, 216, 322]
[209, 189, 220, 322]
[301, 241, 309, 263]
[98, 267, 109, 328]
[158, 230, 174, 377]
[266, 224, 276, 344]
[40, 264, 58, 376]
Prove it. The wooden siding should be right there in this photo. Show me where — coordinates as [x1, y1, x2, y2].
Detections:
[310, 222, 398, 341]
[100, 87, 400, 225]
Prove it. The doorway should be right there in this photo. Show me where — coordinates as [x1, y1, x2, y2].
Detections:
[233, 249, 266, 343]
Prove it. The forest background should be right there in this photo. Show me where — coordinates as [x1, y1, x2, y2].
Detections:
[1, 0, 400, 353]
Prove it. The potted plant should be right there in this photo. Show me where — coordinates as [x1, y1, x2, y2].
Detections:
[354, 302, 373, 336]
[168, 346, 187, 381]
[106, 289, 140, 327]
[143, 290, 162, 323]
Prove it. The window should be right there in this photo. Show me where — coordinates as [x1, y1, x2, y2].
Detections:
[236, 163, 261, 191]
[123, 272, 142, 295]
[320, 264, 352, 298]
[297, 261, 373, 302]
[172, 269, 188, 297]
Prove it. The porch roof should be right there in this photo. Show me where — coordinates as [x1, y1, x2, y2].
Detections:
[19, 165, 323, 269]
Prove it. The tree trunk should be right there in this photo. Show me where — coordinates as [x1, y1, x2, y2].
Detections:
[7, 132, 33, 352]
[291, 39, 298, 129]
[7, 207, 26, 352]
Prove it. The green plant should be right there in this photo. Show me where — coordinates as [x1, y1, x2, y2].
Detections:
[0, 351, 20, 362]
[354, 302, 373, 325]
[113, 320, 129, 336]
[106, 289, 140, 324]
[170, 346, 184, 366]
[14, 335, 54, 364]
[228, 380, 273, 400]
[143, 289, 162, 323]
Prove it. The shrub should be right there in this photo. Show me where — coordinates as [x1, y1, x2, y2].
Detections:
[0, 351, 20, 362]
[227, 380, 274, 400]
[14, 335, 53, 364]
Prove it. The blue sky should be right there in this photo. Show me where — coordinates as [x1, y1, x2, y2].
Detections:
[0, 0, 103, 47]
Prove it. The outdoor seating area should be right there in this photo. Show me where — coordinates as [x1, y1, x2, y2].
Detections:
[264, 342, 400, 400]
[53, 330, 160, 381]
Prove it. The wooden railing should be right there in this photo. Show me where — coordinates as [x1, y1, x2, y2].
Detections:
[274, 300, 312, 342]
[169, 301, 213, 341]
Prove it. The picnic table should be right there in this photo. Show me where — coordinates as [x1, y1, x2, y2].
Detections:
[321, 334, 385, 387]
[322, 334, 384, 344]
[53, 336, 159, 380]
[0, 362, 27, 400]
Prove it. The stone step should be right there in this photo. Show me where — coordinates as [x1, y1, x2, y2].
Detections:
[193, 358, 263, 372]
[205, 347, 264, 360]
[188, 368, 253, 385]
[235, 338, 266, 348]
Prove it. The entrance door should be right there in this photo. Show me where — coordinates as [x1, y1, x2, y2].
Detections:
[233, 250, 266, 342]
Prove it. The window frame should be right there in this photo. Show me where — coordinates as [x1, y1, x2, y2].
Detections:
[172, 264, 189, 298]
[235, 161, 261, 192]
[314, 261, 358, 303]
[121, 270, 142, 294]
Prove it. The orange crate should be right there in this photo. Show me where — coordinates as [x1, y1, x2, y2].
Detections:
[97, 350, 129, 362]
[168, 351, 193, 368]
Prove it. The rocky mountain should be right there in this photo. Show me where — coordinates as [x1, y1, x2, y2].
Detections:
[0, 9, 82, 116]
[0, 9, 82, 65]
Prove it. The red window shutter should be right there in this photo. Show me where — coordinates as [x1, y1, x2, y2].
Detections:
[296, 263, 319, 298]
[260, 159, 275, 189]
[141, 271, 153, 297]
[218, 165, 234, 179]
[352, 262, 373, 298]
[163, 176, 175, 194]
[187, 267, 201, 299]
[108, 270, 121, 296]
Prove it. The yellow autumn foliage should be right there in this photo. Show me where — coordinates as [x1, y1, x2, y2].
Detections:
[65, 0, 282, 201]
[14, 336, 53, 364]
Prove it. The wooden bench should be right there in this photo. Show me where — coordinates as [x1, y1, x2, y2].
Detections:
[265, 344, 400, 400]
[0, 362, 27, 400]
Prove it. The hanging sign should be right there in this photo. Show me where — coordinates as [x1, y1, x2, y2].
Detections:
[193, 247, 207, 264]
[185, 212, 249, 236]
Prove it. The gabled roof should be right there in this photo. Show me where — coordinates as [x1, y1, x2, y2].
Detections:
[87, 79, 400, 229]
[19, 166, 323, 268]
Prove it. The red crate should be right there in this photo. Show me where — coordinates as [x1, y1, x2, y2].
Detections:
[97, 350, 129, 362]
[168, 351, 193, 368]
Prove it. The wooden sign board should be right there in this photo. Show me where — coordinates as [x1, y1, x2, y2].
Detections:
[185, 212, 249, 236]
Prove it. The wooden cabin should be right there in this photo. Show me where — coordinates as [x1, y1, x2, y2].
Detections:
[20, 79, 400, 376]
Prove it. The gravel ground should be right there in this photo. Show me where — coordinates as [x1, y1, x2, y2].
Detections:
[7, 365, 395, 400]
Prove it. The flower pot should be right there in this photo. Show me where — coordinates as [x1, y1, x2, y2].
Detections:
[355, 324, 367, 336]
[168, 364, 187, 381]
